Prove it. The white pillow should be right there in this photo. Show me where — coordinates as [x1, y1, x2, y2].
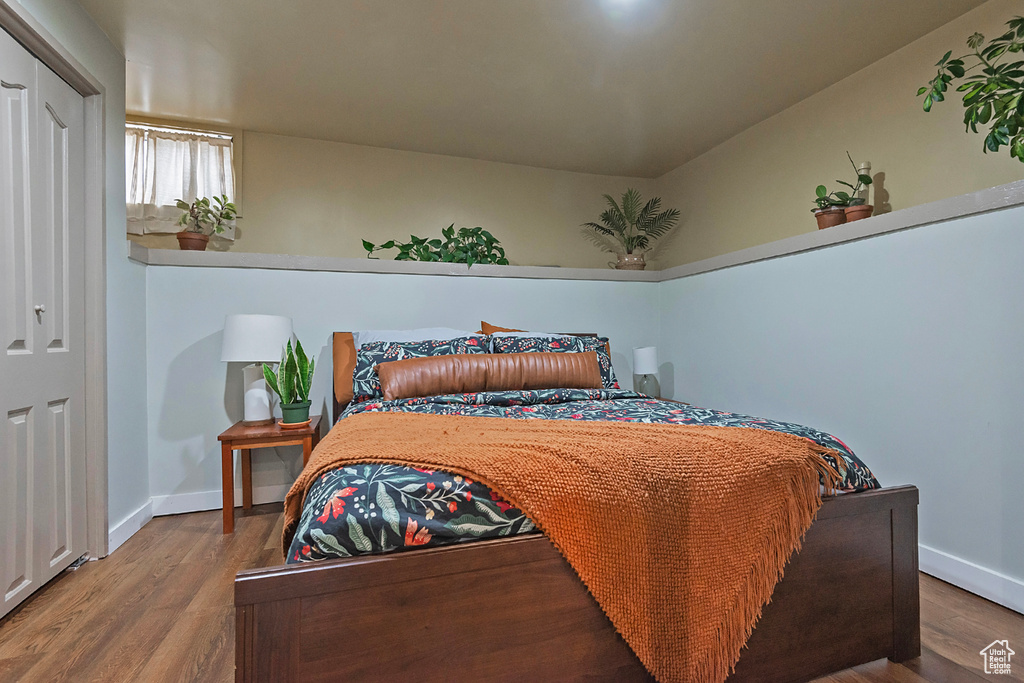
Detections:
[353, 327, 482, 349]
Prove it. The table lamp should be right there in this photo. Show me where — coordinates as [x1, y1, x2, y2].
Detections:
[221, 314, 294, 424]
[632, 346, 660, 398]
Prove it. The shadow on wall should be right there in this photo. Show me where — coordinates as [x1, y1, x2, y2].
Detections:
[645, 205, 688, 267]
[159, 330, 227, 442]
[610, 350, 631, 390]
[223, 361, 246, 421]
[154, 330, 233, 494]
[658, 362, 675, 400]
[873, 172, 892, 215]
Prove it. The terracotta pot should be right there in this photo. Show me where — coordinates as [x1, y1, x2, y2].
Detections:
[615, 253, 646, 270]
[176, 231, 210, 251]
[813, 207, 847, 230]
[844, 204, 874, 222]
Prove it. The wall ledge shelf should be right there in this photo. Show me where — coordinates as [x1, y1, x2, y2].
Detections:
[130, 179, 1024, 283]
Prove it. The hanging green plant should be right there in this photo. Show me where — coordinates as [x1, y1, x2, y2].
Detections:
[918, 16, 1024, 162]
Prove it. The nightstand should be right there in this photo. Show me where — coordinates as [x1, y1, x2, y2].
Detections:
[217, 415, 322, 533]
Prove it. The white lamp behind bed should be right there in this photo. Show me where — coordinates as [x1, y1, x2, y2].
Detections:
[221, 314, 294, 424]
[632, 346, 660, 398]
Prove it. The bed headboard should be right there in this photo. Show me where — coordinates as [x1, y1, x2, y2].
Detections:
[332, 332, 357, 422]
[332, 331, 600, 423]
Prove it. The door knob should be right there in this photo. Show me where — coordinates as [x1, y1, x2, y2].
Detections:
[34, 304, 45, 313]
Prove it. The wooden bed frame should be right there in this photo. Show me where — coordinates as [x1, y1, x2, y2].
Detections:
[234, 332, 920, 682]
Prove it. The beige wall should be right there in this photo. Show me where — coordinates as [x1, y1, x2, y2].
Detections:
[132, 0, 1023, 269]
[651, 0, 1024, 268]
[132, 132, 656, 269]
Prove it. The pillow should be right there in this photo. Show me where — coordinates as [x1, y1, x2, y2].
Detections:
[479, 321, 524, 335]
[352, 336, 488, 403]
[353, 328, 480, 349]
[377, 351, 603, 400]
[491, 335, 619, 389]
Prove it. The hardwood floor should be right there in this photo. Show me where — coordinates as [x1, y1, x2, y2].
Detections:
[0, 504, 1019, 682]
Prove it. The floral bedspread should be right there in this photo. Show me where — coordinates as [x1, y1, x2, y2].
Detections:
[287, 389, 879, 563]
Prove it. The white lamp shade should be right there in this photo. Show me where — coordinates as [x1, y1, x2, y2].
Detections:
[632, 346, 659, 375]
[221, 314, 294, 362]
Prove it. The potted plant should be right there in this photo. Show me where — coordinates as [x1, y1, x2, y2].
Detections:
[811, 188, 848, 229]
[917, 16, 1024, 164]
[262, 339, 315, 426]
[362, 224, 510, 266]
[811, 152, 873, 229]
[174, 194, 238, 251]
[582, 188, 680, 270]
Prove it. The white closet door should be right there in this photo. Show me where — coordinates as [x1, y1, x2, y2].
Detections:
[0, 28, 87, 619]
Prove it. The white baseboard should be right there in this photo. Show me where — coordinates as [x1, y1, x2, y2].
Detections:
[107, 500, 154, 554]
[150, 484, 292, 517]
[920, 544, 1024, 615]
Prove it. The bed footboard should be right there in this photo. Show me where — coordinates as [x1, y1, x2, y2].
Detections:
[235, 485, 918, 683]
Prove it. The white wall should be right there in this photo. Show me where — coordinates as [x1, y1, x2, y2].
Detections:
[659, 204, 1024, 610]
[144, 267, 659, 514]
[16, 0, 150, 547]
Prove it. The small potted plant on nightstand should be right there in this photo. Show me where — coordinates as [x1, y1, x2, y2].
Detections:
[262, 339, 316, 426]
[174, 194, 238, 251]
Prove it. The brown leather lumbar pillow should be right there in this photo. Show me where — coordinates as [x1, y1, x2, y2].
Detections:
[377, 351, 603, 401]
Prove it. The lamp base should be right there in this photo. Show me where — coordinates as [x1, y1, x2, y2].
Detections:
[242, 363, 274, 424]
[636, 374, 660, 398]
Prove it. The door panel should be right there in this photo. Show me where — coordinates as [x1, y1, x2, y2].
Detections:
[1, 52, 33, 356]
[41, 102, 68, 352]
[1, 27, 39, 619]
[3, 407, 32, 606]
[0, 28, 87, 617]
[46, 398, 71, 567]
[32, 58, 86, 589]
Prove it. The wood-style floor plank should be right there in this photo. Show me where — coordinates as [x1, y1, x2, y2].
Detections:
[0, 504, 1019, 682]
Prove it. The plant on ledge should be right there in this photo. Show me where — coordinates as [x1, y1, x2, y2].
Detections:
[362, 225, 509, 266]
[262, 339, 315, 425]
[917, 16, 1024, 163]
[811, 152, 873, 230]
[174, 195, 238, 252]
[581, 188, 680, 271]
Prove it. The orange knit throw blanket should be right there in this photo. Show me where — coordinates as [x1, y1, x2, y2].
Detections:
[282, 412, 840, 683]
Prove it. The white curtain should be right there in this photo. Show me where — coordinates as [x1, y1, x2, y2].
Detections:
[126, 126, 236, 237]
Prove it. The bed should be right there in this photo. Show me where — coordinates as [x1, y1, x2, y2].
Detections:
[234, 331, 919, 683]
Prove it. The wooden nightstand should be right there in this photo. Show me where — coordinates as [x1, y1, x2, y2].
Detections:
[217, 415, 322, 533]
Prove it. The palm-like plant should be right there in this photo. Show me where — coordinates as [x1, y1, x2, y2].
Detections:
[262, 339, 315, 406]
[582, 189, 681, 255]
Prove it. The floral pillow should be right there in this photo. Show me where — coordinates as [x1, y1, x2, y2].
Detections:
[490, 335, 619, 389]
[352, 336, 488, 403]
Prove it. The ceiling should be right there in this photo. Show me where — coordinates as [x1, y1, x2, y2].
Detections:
[77, 0, 985, 178]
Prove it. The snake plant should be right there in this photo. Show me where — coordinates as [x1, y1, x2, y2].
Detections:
[262, 339, 315, 405]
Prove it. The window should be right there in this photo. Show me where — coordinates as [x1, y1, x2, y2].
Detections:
[125, 122, 236, 237]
